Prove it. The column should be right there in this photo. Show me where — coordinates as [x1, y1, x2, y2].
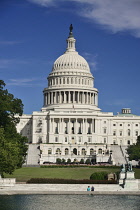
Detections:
[85, 92, 88, 104]
[75, 118, 77, 134]
[54, 92, 56, 104]
[64, 91, 66, 103]
[85, 119, 87, 134]
[68, 91, 71, 103]
[48, 92, 50, 104]
[94, 93, 95, 105]
[73, 91, 75, 103]
[77, 92, 79, 103]
[94, 119, 95, 133]
[68, 118, 71, 134]
[51, 118, 54, 133]
[89, 93, 91, 104]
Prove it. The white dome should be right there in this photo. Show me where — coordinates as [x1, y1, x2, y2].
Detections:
[52, 51, 90, 72]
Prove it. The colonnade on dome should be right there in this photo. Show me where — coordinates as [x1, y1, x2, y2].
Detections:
[43, 90, 98, 106]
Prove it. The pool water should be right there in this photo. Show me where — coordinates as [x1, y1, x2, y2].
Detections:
[0, 194, 140, 210]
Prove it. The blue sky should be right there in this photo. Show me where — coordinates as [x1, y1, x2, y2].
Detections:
[1, 0, 140, 115]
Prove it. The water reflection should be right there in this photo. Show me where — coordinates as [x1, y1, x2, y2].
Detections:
[0, 195, 140, 210]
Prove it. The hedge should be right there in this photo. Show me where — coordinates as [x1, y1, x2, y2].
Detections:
[27, 178, 117, 184]
[40, 165, 120, 169]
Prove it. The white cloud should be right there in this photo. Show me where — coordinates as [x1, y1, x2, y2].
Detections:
[82, 52, 98, 71]
[7, 77, 46, 87]
[0, 41, 22, 45]
[106, 99, 133, 107]
[0, 59, 28, 69]
[27, 0, 56, 7]
[27, 0, 140, 38]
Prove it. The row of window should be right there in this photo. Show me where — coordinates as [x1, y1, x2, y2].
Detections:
[113, 130, 138, 136]
[103, 128, 138, 136]
[48, 77, 92, 87]
[103, 121, 139, 127]
[48, 148, 109, 155]
[113, 123, 139, 127]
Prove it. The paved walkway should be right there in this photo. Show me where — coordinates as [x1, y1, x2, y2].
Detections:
[0, 184, 140, 195]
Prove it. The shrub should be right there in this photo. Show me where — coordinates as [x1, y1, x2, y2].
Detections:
[79, 159, 84, 164]
[85, 159, 91, 164]
[90, 172, 108, 180]
[27, 178, 117, 184]
[56, 158, 61, 164]
[61, 158, 66, 164]
[67, 158, 71, 164]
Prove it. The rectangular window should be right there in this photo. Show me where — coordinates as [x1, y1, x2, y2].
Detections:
[88, 137, 91, 142]
[104, 128, 106, 134]
[120, 131, 122, 136]
[135, 131, 138, 136]
[55, 137, 58, 142]
[113, 131, 116, 136]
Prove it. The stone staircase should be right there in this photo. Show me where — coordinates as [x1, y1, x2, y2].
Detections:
[111, 145, 127, 166]
[26, 144, 40, 165]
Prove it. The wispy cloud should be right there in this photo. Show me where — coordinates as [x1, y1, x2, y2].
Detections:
[0, 41, 22, 45]
[27, 0, 56, 7]
[27, 0, 140, 38]
[0, 59, 28, 69]
[7, 77, 46, 87]
[82, 52, 98, 71]
[106, 99, 133, 107]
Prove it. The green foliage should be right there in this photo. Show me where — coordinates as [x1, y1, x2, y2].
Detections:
[27, 178, 117, 184]
[85, 159, 91, 164]
[127, 136, 140, 161]
[56, 158, 62, 164]
[0, 80, 28, 177]
[67, 158, 71, 164]
[79, 159, 84, 164]
[61, 158, 66, 164]
[90, 172, 108, 180]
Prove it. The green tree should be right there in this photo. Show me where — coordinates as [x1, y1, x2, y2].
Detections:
[85, 158, 91, 165]
[0, 80, 27, 177]
[127, 136, 140, 161]
[56, 158, 61, 164]
[61, 158, 66, 164]
[79, 158, 84, 164]
[67, 158, 71, 164]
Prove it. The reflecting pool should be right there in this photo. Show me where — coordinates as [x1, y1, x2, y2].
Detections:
[0, 194, 140, 210]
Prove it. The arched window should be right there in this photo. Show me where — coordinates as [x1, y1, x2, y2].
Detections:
[48, 148, 52, 155]
[90, 148, 94, 155]
[63, 78, 65, 84]
[127, 140, 130, 145]
[73, 148, 77, 155]
[128, 129, 130, 136]
[65, 148, 69, 155]
[135, 131, 138, 136]
[56, 148, 61, 155]
[82, 148, 86, 155]
[98, 148, 102, 154]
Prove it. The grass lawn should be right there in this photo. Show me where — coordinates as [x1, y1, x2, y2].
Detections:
[4, 167, 140, 182]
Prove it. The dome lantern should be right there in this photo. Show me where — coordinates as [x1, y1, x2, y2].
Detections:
[66, 24, 76, 53]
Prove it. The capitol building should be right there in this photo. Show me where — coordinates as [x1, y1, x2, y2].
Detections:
[17, 25, 140, 165]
